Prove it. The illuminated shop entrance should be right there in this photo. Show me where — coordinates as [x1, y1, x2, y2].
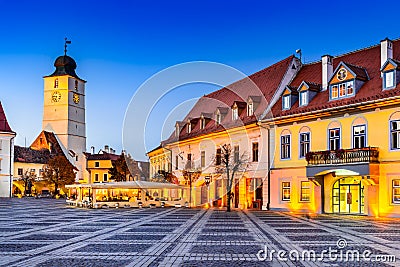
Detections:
[332, 177, 364, 214]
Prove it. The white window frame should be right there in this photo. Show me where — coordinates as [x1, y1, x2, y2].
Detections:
[299, 132, 310, 158]
[282, 95, 290, 110]
[282, 181, 291, 201]
[299, 91, 308, 106]
[393, 179, 400, 204]
[353, 125, 366, 149]
[300, 181, 311, 202]
[281, 135, 291, 159]
[200, 117, 205, 129]
[390, 120, 400, 150]
[384, 71, 395, 89]
[247, 102, 254, 116]
[330, 80, 355, 100]
[232, 107, 238, 120]
[329, 128, 341, 150]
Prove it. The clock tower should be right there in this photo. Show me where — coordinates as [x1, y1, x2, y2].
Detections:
[42, 49, 86, 180]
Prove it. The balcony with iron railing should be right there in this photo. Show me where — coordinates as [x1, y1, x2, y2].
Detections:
[306, 147, 379, 166]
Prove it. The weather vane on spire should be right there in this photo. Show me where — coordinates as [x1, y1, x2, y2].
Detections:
[64, 37, 72, 56]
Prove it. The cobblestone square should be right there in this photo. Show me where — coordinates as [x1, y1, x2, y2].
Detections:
[1, 199, 399, 266]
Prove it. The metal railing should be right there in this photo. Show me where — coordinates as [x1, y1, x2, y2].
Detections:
[306, 147, 379, 165]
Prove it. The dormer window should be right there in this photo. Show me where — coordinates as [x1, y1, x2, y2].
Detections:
[200, 117, 206, 129]
[247, 102, 253, 116]
[232, 107, 238, 120]
[299, 91, 308, 106]
[381, 59, 400, 90]
[384, 71, 395, 89]
[329, 62, 368, 100]
[331, 81, 354, 99]
[282, 95, 290, 110]
[216, 113, 221, 125]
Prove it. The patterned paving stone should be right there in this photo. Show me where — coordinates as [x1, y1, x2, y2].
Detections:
[15, 234, 79, 240]
[1, 199, 399, 267]
[180, 260, 271, 267]
[36, 258, 131, 267]
[105, 234, 166, 240]
[75, 243, 152, 253]
[190, 245, 261, 254]
[0, 243, 48, 252]
[197, 235, 255, 241]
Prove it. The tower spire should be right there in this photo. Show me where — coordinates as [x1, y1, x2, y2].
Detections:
[64, 37, 71, 56]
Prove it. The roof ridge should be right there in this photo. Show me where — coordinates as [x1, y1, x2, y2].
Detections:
[302, 37, 400, 66]
[204, 55, 295, 98]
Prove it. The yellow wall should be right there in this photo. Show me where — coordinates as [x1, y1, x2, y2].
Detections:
[271, 105, 400, 216]
[86, 159, 112, 183]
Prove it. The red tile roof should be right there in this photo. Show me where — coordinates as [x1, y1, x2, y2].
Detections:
[271, 39, 400, 119]
[84, 151, 120, 161]
[162, 55, 296, 144]
[0, 102, 13, 133]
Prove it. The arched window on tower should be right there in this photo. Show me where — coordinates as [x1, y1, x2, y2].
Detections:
[54, 78, 59, 88]
[75, 80, 78, 91]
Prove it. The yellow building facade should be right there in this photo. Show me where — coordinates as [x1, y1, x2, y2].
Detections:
[266, 38, 400, 217]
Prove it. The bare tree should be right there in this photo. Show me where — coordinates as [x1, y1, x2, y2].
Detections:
[20, 170, 36, 196]
[42, 156, 76, 196]
[215, 144, 249, 212]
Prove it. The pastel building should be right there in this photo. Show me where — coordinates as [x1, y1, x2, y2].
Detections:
[148, 56, 301, 209]
[0, 102, 16, 197]
[265, 38, 400, 217]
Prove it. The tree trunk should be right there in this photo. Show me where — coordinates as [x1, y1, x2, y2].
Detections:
[227, 192, 231, 212]
[54, 182, 58, 196]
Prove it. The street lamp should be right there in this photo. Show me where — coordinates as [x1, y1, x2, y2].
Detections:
[205, 175, 211, 208]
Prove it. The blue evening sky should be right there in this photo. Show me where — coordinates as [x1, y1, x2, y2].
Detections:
[0, 0, 398, 160]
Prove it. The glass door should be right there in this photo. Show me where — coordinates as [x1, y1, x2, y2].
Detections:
[332, 177, 364, 214]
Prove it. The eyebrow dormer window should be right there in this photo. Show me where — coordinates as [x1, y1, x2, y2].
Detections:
[299, 91, 308, 106]
[282, 95, 290, 110]
[232, 107, 238, 120]
[384, 71, 395, 89]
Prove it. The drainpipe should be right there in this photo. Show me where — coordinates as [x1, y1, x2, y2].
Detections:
[9, 136, 15, 198]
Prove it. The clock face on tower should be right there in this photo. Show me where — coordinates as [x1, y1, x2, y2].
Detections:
[52, 91, 61, 102]
[73, 93, 80, 104]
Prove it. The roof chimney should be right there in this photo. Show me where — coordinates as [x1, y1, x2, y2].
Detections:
[381, 38, 393, 67]
[104, 145, 109, 153]
[91, 146, 95, 155]
[322, 55, 333, 91]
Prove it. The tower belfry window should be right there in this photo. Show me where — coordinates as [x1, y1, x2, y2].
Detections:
[54, 78, 59, 88]
[75, 80, 78, 91]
